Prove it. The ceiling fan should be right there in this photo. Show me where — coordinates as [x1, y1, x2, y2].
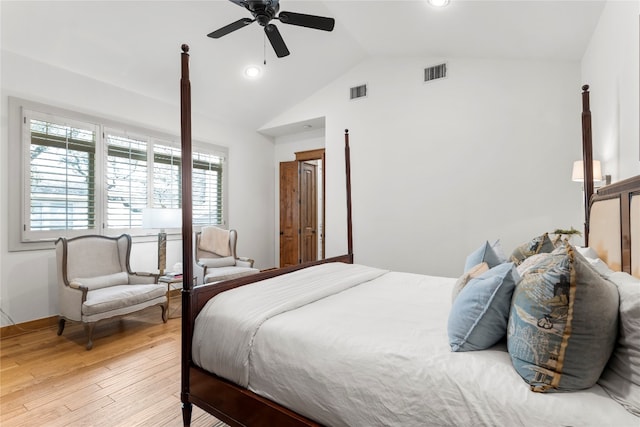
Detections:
[207, 0, 335, 58]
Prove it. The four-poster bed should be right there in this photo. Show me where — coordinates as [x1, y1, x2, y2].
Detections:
[178, 45, 639, 426]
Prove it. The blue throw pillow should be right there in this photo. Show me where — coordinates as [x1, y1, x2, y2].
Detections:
[464, 241, 504, 272]
[448, 262, 521, 352]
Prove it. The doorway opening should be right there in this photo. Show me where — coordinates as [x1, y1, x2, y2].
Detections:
[279, 148, 325, 267]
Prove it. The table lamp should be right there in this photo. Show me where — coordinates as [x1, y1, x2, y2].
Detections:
[142, 208, 182, 275]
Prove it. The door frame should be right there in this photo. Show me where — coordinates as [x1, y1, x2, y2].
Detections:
[277, 148, 325, 267]
[295, 149, 325, 261]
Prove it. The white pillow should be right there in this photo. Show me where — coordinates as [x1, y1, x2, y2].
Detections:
[575, 246, 600, 260]
[597, 272, 640, 416]
[587, 257, 615, 278]
[573, 246, 615, 277]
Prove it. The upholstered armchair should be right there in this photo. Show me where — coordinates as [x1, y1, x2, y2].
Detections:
[193, 226, 259, 285]
[55, 234, 167, 350]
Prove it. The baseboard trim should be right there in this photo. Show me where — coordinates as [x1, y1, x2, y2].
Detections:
[0, 315, 58, 339]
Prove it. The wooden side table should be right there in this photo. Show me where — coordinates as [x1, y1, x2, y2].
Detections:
[158, 274, 183, 318]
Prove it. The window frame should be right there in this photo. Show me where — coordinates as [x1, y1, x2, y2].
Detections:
[8, 97, 228, 252]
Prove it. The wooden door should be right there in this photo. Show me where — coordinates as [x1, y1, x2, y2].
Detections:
[279, 161, 299, 267]
[300, 162, 317, 263]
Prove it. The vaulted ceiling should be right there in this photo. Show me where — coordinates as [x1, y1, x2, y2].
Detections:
[1, 1, 605, 131]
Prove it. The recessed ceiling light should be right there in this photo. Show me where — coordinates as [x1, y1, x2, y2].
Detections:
[428, 0, 450, 7]
[244, 65, 262, 79]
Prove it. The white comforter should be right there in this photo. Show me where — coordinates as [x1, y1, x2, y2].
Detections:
[193, 263, 639, 427]
[192, 262, 388, 386]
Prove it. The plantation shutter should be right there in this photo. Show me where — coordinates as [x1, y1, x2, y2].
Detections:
[25, 112, 97, 240]
[192, 150, 225, 226]
[153, 142, 181, 209]
[105, 130, 148, 229]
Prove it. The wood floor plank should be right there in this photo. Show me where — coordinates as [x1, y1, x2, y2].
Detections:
[0, 301, 222, 427]
[43, 395, 117, 427]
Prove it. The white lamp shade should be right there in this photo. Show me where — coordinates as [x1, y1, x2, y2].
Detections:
[572, 160, 603, 182]
[142, 208, 182, 229]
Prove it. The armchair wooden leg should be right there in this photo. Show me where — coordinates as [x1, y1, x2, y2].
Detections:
[57, 318, 66, 336]
[161, 303, 168, 323]
[84, 323, 95, 350]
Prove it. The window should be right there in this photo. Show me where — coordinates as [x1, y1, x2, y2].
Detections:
[105, 129, 148, 230]
[25, 113, 98, 241]
[153, 142, 182, 210]
[9, 98, 227, 250]
[193, 151, 224, 226]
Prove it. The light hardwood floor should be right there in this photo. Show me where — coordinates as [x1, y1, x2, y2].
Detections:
[0, 297, 223, 427]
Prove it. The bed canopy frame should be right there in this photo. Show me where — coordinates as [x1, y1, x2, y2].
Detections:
[179, 44, 350, 426]
[581, 84, 595, 245]
[177, 45, 638, 426]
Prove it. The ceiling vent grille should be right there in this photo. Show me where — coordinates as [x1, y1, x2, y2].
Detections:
[424, 63, 447, 82]
[350, 84, 367, 100]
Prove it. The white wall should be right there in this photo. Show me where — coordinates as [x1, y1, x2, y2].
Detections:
[264, 56, 585, 277]
[581, 0, 640, 180]
[0, 51, 275, 325]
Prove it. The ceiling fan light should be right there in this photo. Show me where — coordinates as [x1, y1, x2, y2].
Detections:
[428, 0, 450, 7]
[244, 65, 262, 79]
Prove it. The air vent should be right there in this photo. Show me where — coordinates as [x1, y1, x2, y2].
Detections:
[350, 84, 367, 100]
[424, 63, 447, 82]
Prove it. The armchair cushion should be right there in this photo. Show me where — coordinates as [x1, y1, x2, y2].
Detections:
[83, 284, 167, 316]
[70, 272, 129, 291]
[199, 256, 236, 268]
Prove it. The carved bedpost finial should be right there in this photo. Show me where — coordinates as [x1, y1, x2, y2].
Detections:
[345, 129, 349, 134]
[582, 84, 589, 92]
[182, 44, 190, 53]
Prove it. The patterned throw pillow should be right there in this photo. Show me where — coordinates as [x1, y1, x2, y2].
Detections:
[509, 232, 556, 266]
[516, 253, 550, 277]
[507, 245, 619, 392]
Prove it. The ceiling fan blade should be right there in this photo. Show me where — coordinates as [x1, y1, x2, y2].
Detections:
[277, 11, 335, 32]
[207, 18, 254, 39]
[264, 24, 290, 58]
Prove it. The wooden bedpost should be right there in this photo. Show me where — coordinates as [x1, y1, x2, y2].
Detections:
[345, 129, 353, 257]
[581, 85, 594, 246]
[180, 43, 193, 427]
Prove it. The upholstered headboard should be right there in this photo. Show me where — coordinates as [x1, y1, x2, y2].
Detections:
[588, 175, 640, 278]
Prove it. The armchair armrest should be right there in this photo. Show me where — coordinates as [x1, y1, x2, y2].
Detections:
[69, 272, 129, 291]
[129, 272, 159, 284]
[193, 261, 206, 286]
[60, 282, 89, 317]
[236, 257, 255, 268]
[68, 280, 86, 290]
